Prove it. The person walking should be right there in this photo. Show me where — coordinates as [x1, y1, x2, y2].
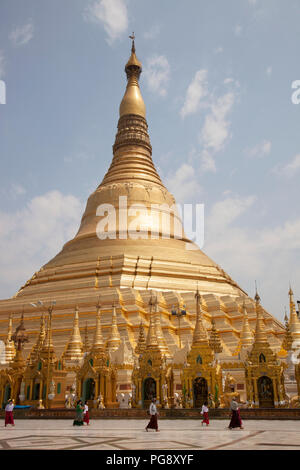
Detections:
[200, 401, 209, 426]
[228, 398, 244, 430]
[83, 400, 90, 426]
[145, 398, 159, 432]
[73, 400, 84, 426]
[4, 399, 15, 427]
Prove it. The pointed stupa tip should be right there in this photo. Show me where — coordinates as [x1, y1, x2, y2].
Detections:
[119, 33, 146, 119]
[254, 281, 261, 303]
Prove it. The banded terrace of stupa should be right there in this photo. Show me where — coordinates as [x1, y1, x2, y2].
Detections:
[0, 38, 285, 362]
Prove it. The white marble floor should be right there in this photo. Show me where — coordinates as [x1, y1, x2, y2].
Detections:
[0, 419, 300, 450]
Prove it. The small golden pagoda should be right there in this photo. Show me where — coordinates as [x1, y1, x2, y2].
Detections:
[63, 306, 84, 363]
[181, 290, 222, 408]
[245, 290, 286, 407]
[4, 314, 16, 364]
[132, 296, 172, 408]
[76, 305, 118, 408]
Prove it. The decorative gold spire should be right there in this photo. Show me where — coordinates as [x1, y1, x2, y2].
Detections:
[29, 314, 46, 363]
[107, 304, 121, 353]
[119, 33, 145, 118]
[135, 321, 146, 355]
[11, 313, 29, 366]
[92, 304, 105, 353]
[4, 314, 16, 363]
[153, 296, 169, 355]
[209, 318, 223, 353]
[63, 306, 83, 361]
[253, 287, 267, 344]
[192, 289, 209, 345]
[83, 322, 90, 354]
[41, 310, 56, 363]
[146, 297, 159, 348]
[240, 301, 254, 348]
[282, 308, 293, 352]
[288, 284, 300, 341]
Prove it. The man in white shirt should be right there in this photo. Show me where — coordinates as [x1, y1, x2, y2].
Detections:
[145, 398, 159, 432]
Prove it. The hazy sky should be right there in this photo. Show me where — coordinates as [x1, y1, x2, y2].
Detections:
[0, 0, 299, 321]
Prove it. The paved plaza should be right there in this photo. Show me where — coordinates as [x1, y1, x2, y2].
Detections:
[0, 419, 300, 450]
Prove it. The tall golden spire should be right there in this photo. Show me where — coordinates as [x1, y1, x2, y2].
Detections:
[282, 308, 293, 352]
[29, 314, 46, 363]
[107, 304, 121, 353]
[63, 306, 83, 361]
[101, 35, 163, 188]
[83, 322, 90, 354]
[248, 288, 277, 364]
[146, 297, 159, 348]
[253, 286, 268, 344]
[192, 289, 209, 345]
[41, 312, 55, 360]
[288, 285, 300, 342]
[92, 304, 105, 352]
[4, 314, 16, 363]
[240, 301, 253, 348]
[153, 296, 169, 355]
[209, 318, 223, 353]
[119, 32, 145, 118]
[135, 321, 146, 355]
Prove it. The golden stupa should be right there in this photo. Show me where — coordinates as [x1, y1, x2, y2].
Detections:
[0, 37, 285, 367]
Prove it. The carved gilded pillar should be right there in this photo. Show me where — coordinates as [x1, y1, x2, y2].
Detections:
[157, 377, 161, 404]
[138, 379, 142, 402]
[100, 374, 104, 397]
[29, 379, 33, 401]
[272, 377, 278, 407]
[95, 375, 99, 399]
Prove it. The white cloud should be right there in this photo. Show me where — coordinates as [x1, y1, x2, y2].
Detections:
[0, 190, 84, 298]
[0, 50, 5, 78]
[84, 0, 128, 44]
[165, 163, 202, 203]
[200, 92, 235, 153]
[245, 139, 272, 158]
[180, 71, 237, 173]
[9, 20, 34, 47]
[204, 194, 300, 320]
[180, 70, 208, 118]
[273, 154, 300, 178]
[143, 55, 170, 96]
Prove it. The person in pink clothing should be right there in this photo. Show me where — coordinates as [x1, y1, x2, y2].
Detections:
[4, 399, 15, 427]
[201, 401, 209, 426]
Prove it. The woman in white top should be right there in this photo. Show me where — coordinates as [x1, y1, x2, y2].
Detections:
[83, 401, 90, 425]
[145, 398, 159, 432]
[200, 401, 209, 426]
[5, 399, 15, 427]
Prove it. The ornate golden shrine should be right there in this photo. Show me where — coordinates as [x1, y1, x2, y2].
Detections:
[245, 291, 286, 408]
[132, 297, 172, 408]
[181, 291, 222, 408]
[75, 305, 118, 408]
